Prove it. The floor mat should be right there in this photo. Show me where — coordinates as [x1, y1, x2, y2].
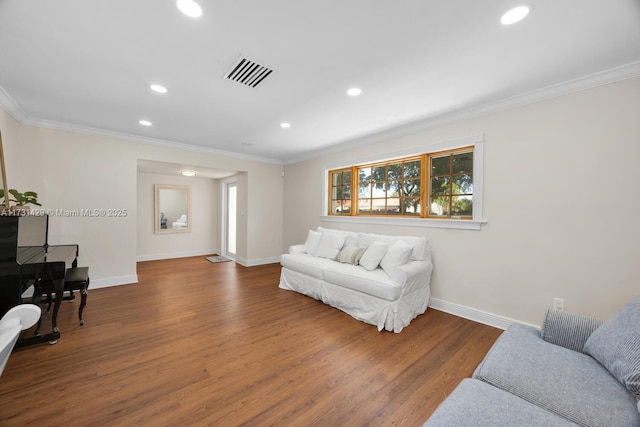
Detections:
[206, 256, 232, 263]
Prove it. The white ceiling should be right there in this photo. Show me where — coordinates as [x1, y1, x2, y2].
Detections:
[137, 159, 236, 179]
[1, 0, 639, 168]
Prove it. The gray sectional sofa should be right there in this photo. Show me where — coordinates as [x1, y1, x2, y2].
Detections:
[425, 297, 640, 426]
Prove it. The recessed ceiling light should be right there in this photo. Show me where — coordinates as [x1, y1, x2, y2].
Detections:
[280, 122, 291, 129]
[501, 6, 530, 25]
[150, 84, 168, 93]
[139, 120, 152, 126]
[347, 87, 362, 96]
[176, 0, 202, 18]
[181, 170, 196, 177]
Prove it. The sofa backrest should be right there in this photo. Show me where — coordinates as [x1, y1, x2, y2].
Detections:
[316, 227, 430, 262]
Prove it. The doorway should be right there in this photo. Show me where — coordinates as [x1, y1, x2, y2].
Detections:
[224, 182, 237, 258]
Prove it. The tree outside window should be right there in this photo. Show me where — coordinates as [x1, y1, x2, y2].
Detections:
[330, 168, 351, 215]
[329, 147, 473, 220]
[428, 150, 473, 218]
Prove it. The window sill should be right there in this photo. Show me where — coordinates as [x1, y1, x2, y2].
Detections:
[320, 215, 486, 230]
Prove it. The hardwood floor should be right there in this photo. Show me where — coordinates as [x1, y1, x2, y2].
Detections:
[0, 257, 502, 426]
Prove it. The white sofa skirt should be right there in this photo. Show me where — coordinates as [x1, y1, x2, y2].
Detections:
[279, 267, 430, 333]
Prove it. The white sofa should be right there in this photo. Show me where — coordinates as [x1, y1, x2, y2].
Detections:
[172, 214, 187, 228]
[279, 227, 433, 333]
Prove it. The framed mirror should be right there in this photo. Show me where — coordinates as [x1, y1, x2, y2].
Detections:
[0, 130, 10, 210]
[155, 185, 191, 234]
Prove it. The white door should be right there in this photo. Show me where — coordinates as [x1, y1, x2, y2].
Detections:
[225, 182, 237, 257]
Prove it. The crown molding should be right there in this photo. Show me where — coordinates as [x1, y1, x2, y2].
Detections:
[0, 89, 283, 166]
[0, 86, 27, 122]
[21, 116, 284, 165]
[283, 61, 640, 165]
[2, 61, 639, 167]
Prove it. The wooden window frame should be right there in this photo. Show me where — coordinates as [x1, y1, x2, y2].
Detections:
[328, 147, 474, 220]
[328, 168, 353, 216]
[426, 146, 474, 220]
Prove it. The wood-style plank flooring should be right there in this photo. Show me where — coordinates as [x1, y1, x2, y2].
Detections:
[0, 257, 502, 426]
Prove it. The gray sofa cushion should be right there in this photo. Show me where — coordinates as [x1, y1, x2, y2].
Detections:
[473, 323, 640, 427]
[541, 309, 604, 353]
[583, 296, 640, 401]
[424, 378, 577, 426]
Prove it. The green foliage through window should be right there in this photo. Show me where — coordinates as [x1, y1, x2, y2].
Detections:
[330, 169, 352, 215]
[329, 147, 473, 219]
[429, 150, 473, 218]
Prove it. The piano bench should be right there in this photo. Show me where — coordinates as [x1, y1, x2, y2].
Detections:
[64, 267, 90, 326]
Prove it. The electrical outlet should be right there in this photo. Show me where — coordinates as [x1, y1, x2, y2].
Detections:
[553, 298, 565, 311]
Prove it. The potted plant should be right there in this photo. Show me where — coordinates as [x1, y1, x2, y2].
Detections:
[0, 189, 41, 210]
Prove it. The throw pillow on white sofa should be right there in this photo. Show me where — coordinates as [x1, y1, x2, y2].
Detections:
[317, 226, 361, 247]
[315, 232, 346, 259]
[380, 240, 413, 274]
[304, 229, 322, 255]
[359, 241, 388, 271]
[336, 245, 366, 265]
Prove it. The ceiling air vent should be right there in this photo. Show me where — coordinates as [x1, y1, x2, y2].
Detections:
[223, 57, 273, 88]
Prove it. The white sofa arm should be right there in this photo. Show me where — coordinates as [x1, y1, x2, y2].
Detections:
[395, 259, 430, 280]
[289, 244, 307, 255]
[394, 260, 433, 295]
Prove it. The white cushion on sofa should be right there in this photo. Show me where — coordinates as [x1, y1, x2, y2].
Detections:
[380, 240, 413, 275]
[280, 253, 334, 280]
[315, 232, 346, 259]
[317, 226, 361, 247]
[359, 241, 388, 271]
[304, 229, 322, 255]
[322, 262, 402, 301]
[359, 233, 427, 261]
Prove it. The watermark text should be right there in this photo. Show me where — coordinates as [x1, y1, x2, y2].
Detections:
[1, 208, 128, 217]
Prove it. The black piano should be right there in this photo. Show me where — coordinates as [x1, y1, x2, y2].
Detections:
[0, 214, 78, 345]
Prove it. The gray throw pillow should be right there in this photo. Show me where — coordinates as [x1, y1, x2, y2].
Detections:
[584, 296, 640, 402]
[336, 245, 366, 265]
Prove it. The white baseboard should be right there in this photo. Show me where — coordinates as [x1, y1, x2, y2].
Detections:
[428, 297, 538, 330]
[136, 249, 217, 262]
[240, 256, 281, 267]
[137, 252, 280, 267]
[89, 274, 138, 289]
[20, 274, 137, 296]
[232, 256, 247, 266]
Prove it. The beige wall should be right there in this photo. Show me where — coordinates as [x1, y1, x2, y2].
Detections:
[5, 123, 140, 288]
[283, 77, 640, 326]
[0, 109, 284, 288]
[136, 172, 218, 261]
[2, 76, 638, 326]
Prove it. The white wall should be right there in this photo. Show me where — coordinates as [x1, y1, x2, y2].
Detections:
[5, 123, 140, 288]
[136, 172, 218, 261]
[246, 167, 284, 264]
[0, 108, 284, 288]
[283, 76, 640, 327]
[3, 76, 637, 327]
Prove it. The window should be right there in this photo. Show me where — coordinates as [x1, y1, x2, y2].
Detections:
[330, 168, 352, 215]
[328, 146, 474, 220]
[357, 157, 422, 216]
[428, 148, 473, 218]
